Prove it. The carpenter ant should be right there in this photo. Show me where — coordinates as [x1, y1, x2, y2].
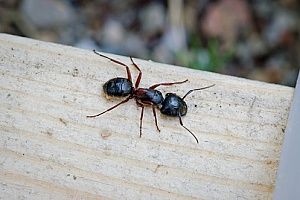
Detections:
[87, 50, 188, 137]
[160, 84, 215, 143]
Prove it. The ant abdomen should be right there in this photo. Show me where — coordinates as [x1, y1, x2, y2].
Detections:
[103, 78, 133, 97]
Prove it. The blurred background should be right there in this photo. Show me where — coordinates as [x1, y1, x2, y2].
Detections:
[1, 0, 299, 86]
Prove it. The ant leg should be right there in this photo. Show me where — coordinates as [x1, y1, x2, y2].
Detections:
[93, 50, 132, 81]
[152, 106, 160, 132]
[178, 114, 199, 143]
[150, 79, 188, 89]
[182, 84, 215, 100]
[130, 57, 142, 88]
[140, 100, 160, 133]
[135, 100, 144, 137]
[87, 96, 131, 118]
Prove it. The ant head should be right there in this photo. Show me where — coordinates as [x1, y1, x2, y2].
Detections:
[165, 93, 177, 98]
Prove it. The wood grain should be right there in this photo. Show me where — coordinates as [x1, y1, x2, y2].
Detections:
[0, 33, 294, 199]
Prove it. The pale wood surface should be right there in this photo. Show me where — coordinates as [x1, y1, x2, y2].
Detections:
[0, 33, 294, 199]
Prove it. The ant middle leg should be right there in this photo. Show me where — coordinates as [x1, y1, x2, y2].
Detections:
[140, 100, 160, 133]
[150, 79, 188, 89]
[93, 50, 132, 81]
[87, 96, 131, 118]
[135, 100, 145, 137]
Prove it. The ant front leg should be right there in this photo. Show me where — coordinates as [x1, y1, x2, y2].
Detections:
[150, 79, 188, 89]
[151, 105, 160, 132]
[87, 96, 131, 118]
[93, 50, 133, 82]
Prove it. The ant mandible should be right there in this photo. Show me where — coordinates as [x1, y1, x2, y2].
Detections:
[87, 50, 187, 137]
[160, 84, 215, 143]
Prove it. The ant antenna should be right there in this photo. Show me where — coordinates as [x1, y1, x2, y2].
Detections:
[182, 84, 215, 100]
[178, 113, 199, 143]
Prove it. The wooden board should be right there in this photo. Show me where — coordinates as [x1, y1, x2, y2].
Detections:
[0, 33, 294, 199]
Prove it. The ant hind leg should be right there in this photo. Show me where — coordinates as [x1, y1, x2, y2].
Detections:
[130, 57, 142, 88]
[93, 50, 133, 82]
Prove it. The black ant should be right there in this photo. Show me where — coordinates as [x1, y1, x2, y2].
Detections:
[160, 84, 215, 143]
[87, 50, 187, 137]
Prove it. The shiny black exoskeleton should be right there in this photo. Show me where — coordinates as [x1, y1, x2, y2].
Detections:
[160, 84, 215, 143]
[160, 93, 187, 117]
[87, 50, 187, 137]
[103, 77, 133, 97]
[134, 88, 164, 105]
